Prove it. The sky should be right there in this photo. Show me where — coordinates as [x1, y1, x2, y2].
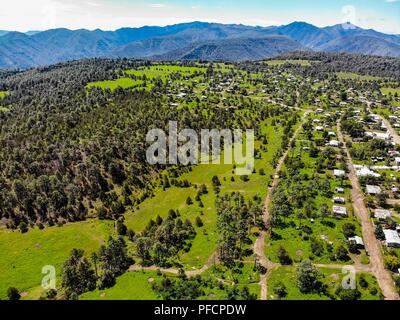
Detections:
[0, 0, 399, 34]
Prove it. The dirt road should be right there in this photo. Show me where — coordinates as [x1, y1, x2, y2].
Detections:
[378, 115, 400, 145]
[254, 111, 310, 300]
[337, 120, 399, 300]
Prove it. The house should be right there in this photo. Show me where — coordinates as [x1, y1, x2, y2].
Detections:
[329, 140, 340, 147]
[335, 187, 345, 194]
[375, 209, 391, 221]
[383, 229, 400, 248]
[348, 236, 365, 249]
[334, 169, 346, 178]
[328, 132, 336, 137]
[356, 167, 381, 178]
[366, 185, 382, 195]
[333, 197, 346, 204]
[395, 157, 400, 166]
[333, 206, 348, 217]
[315, 126, 324, 131]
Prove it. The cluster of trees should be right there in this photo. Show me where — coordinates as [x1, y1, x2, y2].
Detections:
[152, 272, 256, 300]
[276, 51, 400, 81]
[134, 211, 196, 267]
[61, 237, 132, 299]
[216, 192, 263, 266]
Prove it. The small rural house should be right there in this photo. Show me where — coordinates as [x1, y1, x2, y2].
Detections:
[383, 229, 400, 248]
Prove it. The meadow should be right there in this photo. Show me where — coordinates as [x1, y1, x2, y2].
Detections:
[268, 266, 382, 300]
[336, 72, 381, 81]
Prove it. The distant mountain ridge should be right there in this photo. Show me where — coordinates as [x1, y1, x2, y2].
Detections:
[0, 21, 399, 68]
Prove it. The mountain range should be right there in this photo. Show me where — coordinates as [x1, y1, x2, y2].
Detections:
[0, 21, 400, 69]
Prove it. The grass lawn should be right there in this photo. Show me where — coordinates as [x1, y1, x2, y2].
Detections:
[125, 65, 207, 79]
[0, 220, 115, 300]
[80, 271, 161, 300]
[336, 72, 381, 81]
[268, 266, 382, 300]
[0, 91, 9, 98]
[86, 78, 145, 90]
[0, 106, 10, 112]
[381, 87, 400, 96]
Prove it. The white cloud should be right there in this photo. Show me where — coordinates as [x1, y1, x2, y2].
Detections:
[149, 4, 166, 8]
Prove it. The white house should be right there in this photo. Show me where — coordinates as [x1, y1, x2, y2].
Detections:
[333, 206, 348, 217]
[375, 209, 391, 221]
[329, 140, 340, 147]
[335, 187, 345, 194]
[366, 185, 382, 195]
[356, 167, 381, 178]
[348, 236, 365, 249]
[383, 229, 400, 248]
[334, 169, 346, 178]
[333, 197, 346, 204]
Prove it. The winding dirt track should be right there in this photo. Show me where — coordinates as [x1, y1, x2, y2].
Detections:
[254, 111, 310, 300]
[378, 115, 400, 145]
[337, 120, 399, 300]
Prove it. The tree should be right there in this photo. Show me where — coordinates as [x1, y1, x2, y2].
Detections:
[273, 282, 287, 299]
[342, 223, 356, 238]
[384, 255, 400, 271]
[18, 221, 28, 234]
[61, 249, 97, 297]
[195, 216, 204, 228]
[278, 246, 292, 265]
[335, 287, 361, 300]
[320, 204, 330, 221]
[296, 260, 324, 294]
[335, 245, 350, 261]
[116, 220, 128, 236]
[7, 287, 21, 300]
[212, 176, 221, 187]
[310, 238, 325, 257]
[377, 192, 389, 207]
[375, 224, 385, 240]
[98, 237, 132, 276]
[186, 197, 193, 205]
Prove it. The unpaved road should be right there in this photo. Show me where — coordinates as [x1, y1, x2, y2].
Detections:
[129, 252, 218, 277]
[377, 114, 400, 145]
[337, 120, 399, 300]
[254, 111, 310, 300]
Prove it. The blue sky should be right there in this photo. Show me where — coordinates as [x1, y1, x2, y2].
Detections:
[1, 0, 399, 33]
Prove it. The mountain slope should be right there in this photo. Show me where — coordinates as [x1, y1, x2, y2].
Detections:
[154, 36, 306, 61]
[277, 22, 333, 48]
[0, 21, 399, 68]
[319, 35, 400, 57]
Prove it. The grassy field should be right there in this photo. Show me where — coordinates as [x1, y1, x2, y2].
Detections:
[125, 65, 207, 79]
[0, 91, 9, 98]
[125, 117, 287, 269]
[86, 78, 145, 90]
[0, 106, 10, 112]
[268, 266, 382, 300]
[336, 72, 381, 81]
[0, 220, 115, 300]
[266, 60, 313, 67]
[381, 87, 400, 96]
[80, 271, 161, 300]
